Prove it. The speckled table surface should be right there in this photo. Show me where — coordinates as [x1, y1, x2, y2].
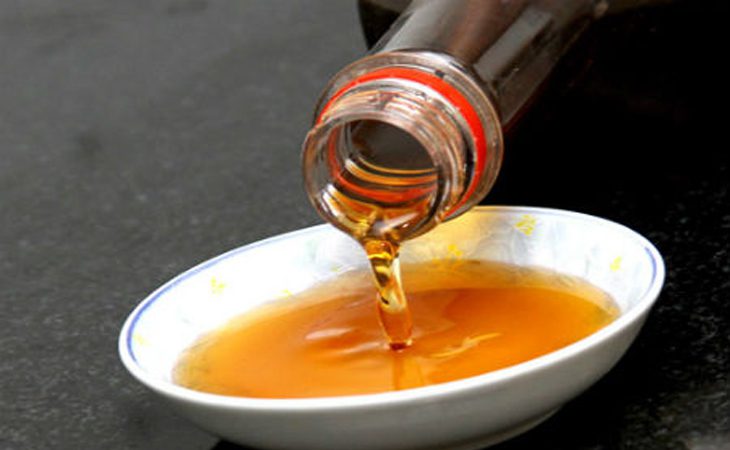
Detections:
[1, 1, 727, 449]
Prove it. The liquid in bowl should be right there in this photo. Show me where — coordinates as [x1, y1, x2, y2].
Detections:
[174, 260, 619, 398]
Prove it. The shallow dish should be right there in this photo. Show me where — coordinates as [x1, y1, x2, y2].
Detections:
[119, 206, 665, 450]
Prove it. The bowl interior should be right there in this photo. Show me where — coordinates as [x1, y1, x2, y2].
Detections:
[121, 207, 663, 387]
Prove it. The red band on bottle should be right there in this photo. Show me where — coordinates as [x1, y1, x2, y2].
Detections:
[317, 67, 487, 216]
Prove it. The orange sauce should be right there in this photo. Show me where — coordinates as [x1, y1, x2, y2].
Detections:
[174, 260, 618, 398]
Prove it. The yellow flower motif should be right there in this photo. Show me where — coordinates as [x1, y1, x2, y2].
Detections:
[210, 276, 226, 295]
[280, 289, 293, 298]
[515, 214, 537, 236]
[133, 333, 149, 347]
[446, 244, 464, 259]
[431, 243, 465, 270]
[610, 256, 623, 272]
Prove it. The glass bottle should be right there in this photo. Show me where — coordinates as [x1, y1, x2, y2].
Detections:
[302, 0, 610, 244]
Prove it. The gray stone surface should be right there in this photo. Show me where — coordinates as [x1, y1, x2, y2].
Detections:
[1, 1, 727, 450]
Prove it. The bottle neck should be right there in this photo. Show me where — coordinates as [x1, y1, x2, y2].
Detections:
[369, 0, 602, 129]
[302, 54, 502, 242]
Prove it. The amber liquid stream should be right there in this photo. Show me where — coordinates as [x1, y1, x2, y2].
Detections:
[174, 261, 618, 398]
[319, 120, 445, 349]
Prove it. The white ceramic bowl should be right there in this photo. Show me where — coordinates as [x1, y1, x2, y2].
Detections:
[119, 206, 665, 450]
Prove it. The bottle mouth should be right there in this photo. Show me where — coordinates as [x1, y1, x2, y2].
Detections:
[302, 78, 466, 242]
[319, 118, 439, 205]
[318, 66, 494, 216]
[301, 61, 502, 242]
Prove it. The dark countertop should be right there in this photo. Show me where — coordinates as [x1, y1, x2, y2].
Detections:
[1, 1, 727, 449]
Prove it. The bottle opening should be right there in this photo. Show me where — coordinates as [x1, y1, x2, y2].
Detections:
[303, 56, 504, 241]
[349, 120, 435, 172]
[304, 116, 445, 242]
[301, 65, 501, 242]
[339, 120, 439, 209]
